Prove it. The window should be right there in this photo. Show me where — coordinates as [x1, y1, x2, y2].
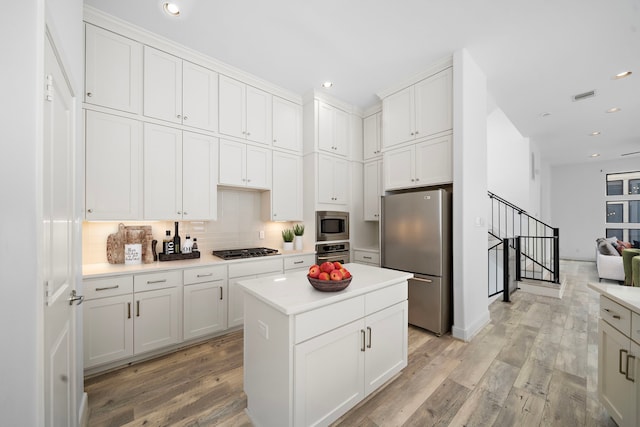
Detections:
[605, 171, 640, 243]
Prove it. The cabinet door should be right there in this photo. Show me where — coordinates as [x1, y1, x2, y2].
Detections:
[318, 101, 335, 153]
[143, 123, 183, 220]
[382, 86, 414, 149]
[383, 145, 415, 191]
[317, 155, 336, 204]
[294, 319, 365, 427]
[333, 107, 350, 157]
[246, 145, 271, 189]
[85, 111, 142, 220]
[272, 96, 301, 152]
[143, 47, 182, 124]
[218, 139, 246, 187]
[272, 151, 302, 221]
[332, 157, 350, 204]
[364, 301, 408, 395]
[219, 75, 246, 139]
[245, 86, 271, 145]
[363, 113, 381, 160]
[183, 281, 226, 340]
[363, 160, 381, 221]
[85, 24, 142, 113]
[83, 294, 134, 368]
[182, 61, 218, 132]
[228, 275, 256, 328]
[415, 135, 453, 186]
[598, 319, 635, 427]
[134, 287, 180, 354]
[182, 132, 217, 220]
[414, 68, 453, 138]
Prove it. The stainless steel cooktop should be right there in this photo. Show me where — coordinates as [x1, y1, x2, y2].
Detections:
[211, 247, 279, 260]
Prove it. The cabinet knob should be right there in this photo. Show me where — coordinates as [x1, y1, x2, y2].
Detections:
[246, 132, 251, 136]
[273, 139, 277, 143]
[87, 208, 93, 213]
[86, 92, 93, 97]
[411, 179, 415, 182]
[410, 132, 415, 136]
[177, 114, 181, 119]
[247, 179, 251, 183]
[415, 178, 420, 182]
[415, 130, 419, 135]
[183, 116, 188, 120]
[183, 211, 188, 215]
[177, 211, 182, 215]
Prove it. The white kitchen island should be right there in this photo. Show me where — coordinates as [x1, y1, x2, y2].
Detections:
[237, 263, 412, 427]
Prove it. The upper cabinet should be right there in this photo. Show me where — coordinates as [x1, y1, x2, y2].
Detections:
[363, 112, 382, 160]
[143, 47, 219, 132]
[382, 67, 452, 149]
[85, 24, 142, 114]
[272, 96, 302, 152]
[318, 101, 350, 157]
[218, 139, 271, 190]
[219, 75, 272, 145]
[267, 151, 303, 221]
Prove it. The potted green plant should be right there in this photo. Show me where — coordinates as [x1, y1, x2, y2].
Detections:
[282, 228, 294, 251]
[293, 224, 305, 251]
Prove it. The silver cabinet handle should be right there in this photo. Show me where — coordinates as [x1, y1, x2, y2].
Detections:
[87, 208, 93, 213]
[626, 354, 635, 382]
[177, 114, 181, 119]
[604, 308, 621, 320]
[620, 349, 628, 375]
[183, 211, 188, 215]
[86, 92, 92, 97]
[363, 256, 372, 260]
[197, 273, 213, 278]
[95, 285, 119, 291]
[183, 116, 188, 120]
[177, 211, 182, 215]
[294, 260, 304, 264]
[412, 277, 433, 284]
[415, 130, 419, 135]
[360, 329, 366, 352]
[147, 279, 167, 284]
[367, 326, 372, 349]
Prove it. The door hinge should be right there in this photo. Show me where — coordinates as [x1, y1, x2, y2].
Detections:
[45, 74, 53, 102]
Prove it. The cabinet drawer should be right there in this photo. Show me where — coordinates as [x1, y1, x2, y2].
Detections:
[600, 295, 631, 336]
[228, 258, 283, 278]
[354, 251, 380, 265]
[366, 282, 407, 315]
[184, 265, 226, 285]
[84, 275, 133, 300]
[284, 254, 315, 271]
[295, 296, 365, 344]
[632, 312, 640, 344]
[134, 270, 182, 292]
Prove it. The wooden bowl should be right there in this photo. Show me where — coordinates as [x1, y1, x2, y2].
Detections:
[307, 275, 352, 292]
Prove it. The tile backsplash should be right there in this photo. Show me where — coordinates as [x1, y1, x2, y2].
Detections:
[83, 189, 295, 264]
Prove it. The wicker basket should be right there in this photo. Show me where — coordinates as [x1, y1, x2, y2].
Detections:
[307, 275, 352, 292]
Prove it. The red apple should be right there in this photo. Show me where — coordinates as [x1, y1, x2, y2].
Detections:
[340, 268, 351, 279]
[330, 270, 344, 281]
[308, 265, 321, 278]
[333, 261, 343, 270]
[320, 261, 335, 273]
[318, 272, 330, 281]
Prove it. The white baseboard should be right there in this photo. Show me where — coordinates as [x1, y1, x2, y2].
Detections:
[517, 277, 566, 299]
[79, 392, 89, 427]
[452, 310, 490, 342]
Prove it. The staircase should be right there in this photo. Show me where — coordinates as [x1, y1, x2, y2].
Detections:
[488, 192, 564, 300]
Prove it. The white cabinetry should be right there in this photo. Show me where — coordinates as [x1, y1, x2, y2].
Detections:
[218, 139, 271, 189]
[183, 265, 227, 340]
[363, 160, 382, 221]
[363, 112, 382, 160]
[85, 110, 142, 220]
[227, 258, 283, 328]
[85, 24, 142, 114]
[598, 295, 639, 427]
[382, 67, 452, 149]
[143, 47, 218, 132]
[272, 96, 302, 152]
[284, 254, 316, 272]
[144, 123, 218, 220]
[318, 154, 349, 205]
[268, 151, 303, 221]
[318, 101, 350, 156]
[353, 250, 380, 267]
[219, 75, 271, 144]
[383, 134, 452, 191]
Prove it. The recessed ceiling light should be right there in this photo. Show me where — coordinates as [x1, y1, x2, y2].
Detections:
[321, 81, 333, 88]
[163, 2, 180, 16]
[590, 131, 601, 136]
[606, 107, 622, 113]
[614, 71, 632, 79]
[590, 153, 601, 158]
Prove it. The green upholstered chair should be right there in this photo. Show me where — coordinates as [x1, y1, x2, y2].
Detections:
[622, 248, 640, 286]
[633, 256, 640, 287]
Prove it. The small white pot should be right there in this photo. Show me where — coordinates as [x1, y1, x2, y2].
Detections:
[294, 235, 303, 251]
[283, 241, 294, 251]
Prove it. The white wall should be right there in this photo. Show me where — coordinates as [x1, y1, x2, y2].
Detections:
[452, 49, 490, 341]
[550, 156, 640, 261]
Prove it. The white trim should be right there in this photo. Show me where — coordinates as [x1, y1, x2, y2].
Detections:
[376, 56, 453, 99]
[79, 392, 89, 427]
[517, 278, 566, 299]
[451, 311, 491, 342]
[302, 89, 360, 115]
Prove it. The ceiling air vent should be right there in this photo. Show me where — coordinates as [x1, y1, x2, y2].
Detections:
[572, 90, 596, 102]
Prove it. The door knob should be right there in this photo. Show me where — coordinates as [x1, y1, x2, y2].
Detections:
[68, 290, 84, 306]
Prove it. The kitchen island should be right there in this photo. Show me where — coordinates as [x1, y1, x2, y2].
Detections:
[238, 263, 412, 427]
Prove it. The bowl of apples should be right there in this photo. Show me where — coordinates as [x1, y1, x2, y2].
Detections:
[307, 261, 352, 292]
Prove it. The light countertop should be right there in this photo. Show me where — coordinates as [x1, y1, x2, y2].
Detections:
[83, 250, 316, 278]
[588, 282, 640, 313]
[237, 263, 412, 316]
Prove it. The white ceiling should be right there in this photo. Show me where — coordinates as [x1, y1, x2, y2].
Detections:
[84, 0, 640, 166]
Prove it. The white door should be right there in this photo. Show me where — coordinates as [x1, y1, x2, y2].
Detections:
[271, 152, 302, 221]
[245, 145, 271, 189]
[272, 96, 301, 151]
[382, 86, 414, 149]
[182, 132, 217, 220]
[43, 33, 79, 427]
[333, 107, 350, 157]
[143, 46, 182, 124]
[318, 101, 335, 153]
[414, 68, 453, 138]
[415, 135, 453, 186]
[363, 161, 380, 221]
[182, 61, 218, 132]
[245, 86, 271, 144]
[219, 75, 246, 139]
[384, 145, 415, 191]
[219, 139, 246, 186]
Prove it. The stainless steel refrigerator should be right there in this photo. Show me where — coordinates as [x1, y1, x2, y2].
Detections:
[381, 189, 452, 335]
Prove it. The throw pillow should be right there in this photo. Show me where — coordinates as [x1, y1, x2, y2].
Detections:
[599, 240, 620, 256]
[634, 240, 640, 249]
[605, 236, 618, 245]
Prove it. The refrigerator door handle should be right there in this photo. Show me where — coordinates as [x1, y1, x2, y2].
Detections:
[411, 277, 433, 284]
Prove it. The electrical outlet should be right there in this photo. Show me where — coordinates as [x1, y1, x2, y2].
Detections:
[259, 230, 265, 239]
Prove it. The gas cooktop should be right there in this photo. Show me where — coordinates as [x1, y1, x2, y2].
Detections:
[211, 247, 280, 260]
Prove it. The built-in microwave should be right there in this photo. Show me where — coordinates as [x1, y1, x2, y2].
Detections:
[316, 211, 349, 242]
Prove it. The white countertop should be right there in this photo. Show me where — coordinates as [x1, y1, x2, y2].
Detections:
[237, 263, 412, 316]
[588, 282, 640, 313]
[83, 250, 316, 278]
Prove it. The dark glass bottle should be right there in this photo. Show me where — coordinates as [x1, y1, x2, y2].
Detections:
[173, 221, 181, 254]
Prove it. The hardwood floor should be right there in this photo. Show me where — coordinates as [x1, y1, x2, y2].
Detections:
[85, 260, 617, 426]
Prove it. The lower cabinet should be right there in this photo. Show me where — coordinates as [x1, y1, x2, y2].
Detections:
[294, 302, 407, 426]
[133, 286, 180, 354]
[183, 265, 227, 340]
